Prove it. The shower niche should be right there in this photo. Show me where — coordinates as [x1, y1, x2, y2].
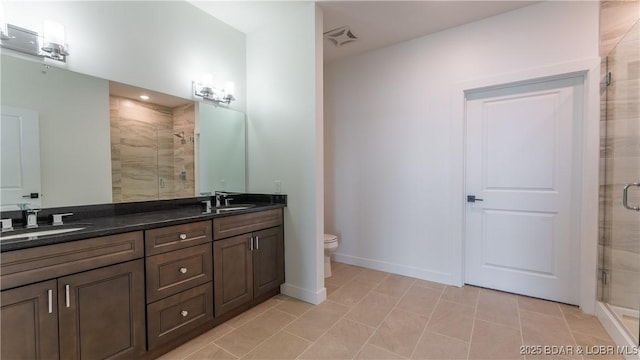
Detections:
[110, 95, 195, 203]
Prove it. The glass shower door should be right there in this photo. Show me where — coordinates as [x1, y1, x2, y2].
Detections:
[599, 20, 640, 345]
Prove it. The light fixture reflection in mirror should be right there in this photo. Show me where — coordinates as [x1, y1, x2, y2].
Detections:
[0, 20, 69, 62]
[41, 20, 69, 61]
[193, 73, 235, 105]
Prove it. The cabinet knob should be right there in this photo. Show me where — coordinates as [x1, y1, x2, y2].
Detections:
[179, 267, 188, 274]
[179, 233, 187, 240]
[181, 310, 188, 317]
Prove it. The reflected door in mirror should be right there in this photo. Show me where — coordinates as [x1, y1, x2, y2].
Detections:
[1, 107, 42, 210]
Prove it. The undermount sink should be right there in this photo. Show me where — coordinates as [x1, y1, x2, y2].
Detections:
[0, 227, 87, 241]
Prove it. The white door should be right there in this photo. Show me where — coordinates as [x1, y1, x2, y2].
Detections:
[464, 76, 583, 305]
[0, 106, 42, 210]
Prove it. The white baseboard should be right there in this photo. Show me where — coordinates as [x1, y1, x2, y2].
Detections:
[334, 253, 458, 286]
[280, 282, 326, 305]
[595, 302, 640, 360]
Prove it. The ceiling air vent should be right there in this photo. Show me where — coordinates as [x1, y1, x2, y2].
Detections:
[324, 26, 357, 47]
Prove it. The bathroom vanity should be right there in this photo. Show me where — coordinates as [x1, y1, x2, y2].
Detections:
[0, 195, 286, 359]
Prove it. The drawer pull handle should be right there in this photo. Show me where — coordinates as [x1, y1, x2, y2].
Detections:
[65, 285, 70, 308]
[48, 289, 53, 314]
[179, 267, 188, 274]
[181, 310, 188, 317]
[179, 233, 187, 240]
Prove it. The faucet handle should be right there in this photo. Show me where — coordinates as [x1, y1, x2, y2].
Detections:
[24, 208, 41, 229]
[52, 213, 73, 226]
[201, 200, 212, 214]
[1, 218, 13, 232]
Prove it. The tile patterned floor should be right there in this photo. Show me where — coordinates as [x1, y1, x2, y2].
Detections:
[157, 262, 623, 360]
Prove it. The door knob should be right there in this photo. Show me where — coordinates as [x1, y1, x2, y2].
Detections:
[467, 195, 484, 203]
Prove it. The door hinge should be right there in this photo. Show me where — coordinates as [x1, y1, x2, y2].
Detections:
[605, 72, 612, 86]
[601, 270, 608, 286]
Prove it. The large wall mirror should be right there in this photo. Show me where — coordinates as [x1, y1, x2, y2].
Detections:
[0, 53, 246, 210]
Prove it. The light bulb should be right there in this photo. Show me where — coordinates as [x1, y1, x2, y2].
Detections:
[43, 20, 65, 46]
[224, 81, 235, 96]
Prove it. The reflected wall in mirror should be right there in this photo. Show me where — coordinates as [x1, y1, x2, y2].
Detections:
[198, 103, 246, 194]
[110, 95, 196, 203]
[0, 54, 112, 208]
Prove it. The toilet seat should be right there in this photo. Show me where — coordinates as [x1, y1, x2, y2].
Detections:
[324, 233, 338, 244]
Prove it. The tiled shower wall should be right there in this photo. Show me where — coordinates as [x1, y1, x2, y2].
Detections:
[110, 96, 195, 202]
[598, 1, 640, 312]
[172, 103, 196, 199]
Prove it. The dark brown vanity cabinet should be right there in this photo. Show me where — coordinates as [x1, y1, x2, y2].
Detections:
[1, 280, 59, 360]
[0, 232, 146, 360]
[213, 209, 284, 317]
[144, 220, 214, 350]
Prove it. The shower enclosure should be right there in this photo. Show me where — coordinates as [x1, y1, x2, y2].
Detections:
[598, 20, 639, 346]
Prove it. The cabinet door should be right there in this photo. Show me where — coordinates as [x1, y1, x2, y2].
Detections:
[58, 260, 145, 360]
[1, 280, 59, 360]
[253, 226, 285, 298]
[213, 234, 253, 317]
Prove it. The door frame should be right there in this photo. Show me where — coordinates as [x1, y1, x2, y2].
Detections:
[449, 58, 601, 313]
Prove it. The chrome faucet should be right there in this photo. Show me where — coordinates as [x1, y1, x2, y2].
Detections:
[215, 192, 234, 207]
[23, 208, 41, 229]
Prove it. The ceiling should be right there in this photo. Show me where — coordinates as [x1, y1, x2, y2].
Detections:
[190, 1, 538, 63]
[109, 81, 192, 108]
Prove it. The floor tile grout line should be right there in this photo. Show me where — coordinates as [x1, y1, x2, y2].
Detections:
[280, 327, 318, 358]
[212, 304, 297, 358]
[408, 284, 447, 359]
[170, 324, 236, 360]
[309, 266, 392, 359]
[464, 290, 480, 360]
[297, 264, 367, 359]
[229, 308, 302, 359]
[516, 294, 527, 360]
[559, 303, 586, 360]
[351, 277, 417, 359]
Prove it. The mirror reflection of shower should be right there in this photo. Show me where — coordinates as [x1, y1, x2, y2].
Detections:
[174, 131, 186, 144]
[110, 94, 196, 202]
[173, 131, 194, 145]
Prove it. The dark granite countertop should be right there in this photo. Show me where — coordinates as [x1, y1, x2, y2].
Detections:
[0, 195, 286, 252]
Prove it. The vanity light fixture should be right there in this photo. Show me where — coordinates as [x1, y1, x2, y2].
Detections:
[41, 20, 68, 62]
[0, 20, 69, 62]
[0, 4, 9, 41]
[193, 73, 236, 104]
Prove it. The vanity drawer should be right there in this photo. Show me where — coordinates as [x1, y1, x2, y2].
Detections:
[147, 282, 213, 350]
[146, 243, 212, 303]
[145, 220, 212, 256]
[0, 231, 144, 290]
[213, 209, 283, 240]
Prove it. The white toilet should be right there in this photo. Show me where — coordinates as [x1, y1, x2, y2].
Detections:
[324, 233, 339, 277]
